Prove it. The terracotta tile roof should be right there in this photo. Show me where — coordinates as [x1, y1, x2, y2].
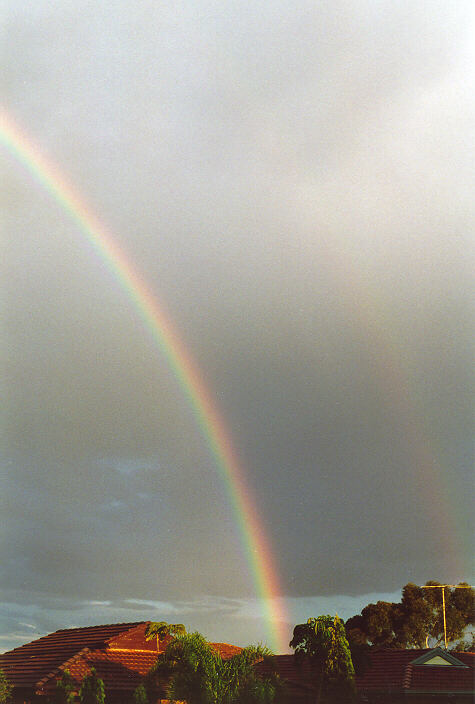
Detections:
[356, 648, 415, 690]
[407, 652, 474, 692]
[255, 654, 319, 700]
[210, 642, 243, 660]
[255, 649, 475, 698]
[0, 622, 243, 698]
[0, 622, 145, 691]
[356, 649, 475, 693]
[39, 643, 241, 695]
[39, 647, 160, 695]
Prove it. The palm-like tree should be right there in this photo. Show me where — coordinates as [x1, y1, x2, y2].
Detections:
[145, 621, 186, 652]
[152, 631, 280, 704]
[290, 615, 356, 703]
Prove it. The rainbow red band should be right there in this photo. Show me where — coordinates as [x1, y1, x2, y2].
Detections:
[1, 109, 289, 653]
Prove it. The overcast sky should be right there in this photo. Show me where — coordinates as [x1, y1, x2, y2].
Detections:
[1, 1, 474, 653]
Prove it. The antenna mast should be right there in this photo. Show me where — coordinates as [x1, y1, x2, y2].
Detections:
[420, 584, 474, 649]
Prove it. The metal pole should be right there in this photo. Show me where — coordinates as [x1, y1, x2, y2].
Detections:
[442, 587, 447, 649]
[419, 584, 474, 650]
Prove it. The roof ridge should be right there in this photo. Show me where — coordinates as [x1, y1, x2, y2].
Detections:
[410, 647, 470, 667]
[36, 646, 92, 692]
[104, 621, 150, 645]
[2, 631, 54, 653]
[107, 648, 157, 654]
[54, 621, 145, 633]
[211, 641, 241, 646]
[1, 622, 148, 657]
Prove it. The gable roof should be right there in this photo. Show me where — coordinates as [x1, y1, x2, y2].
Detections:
[256, 649, 475, 698]
[356, 648, 474, 694]
[0, 622, 145, 691]
[38, 646, 160, 696]
[0, 622, 243, 697]
[410, 647, 468, 667]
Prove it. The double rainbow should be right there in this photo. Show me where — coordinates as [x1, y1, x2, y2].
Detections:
[1, 110, 289, 653]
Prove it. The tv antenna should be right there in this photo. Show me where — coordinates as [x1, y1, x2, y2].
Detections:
[420, 584, 474, 649]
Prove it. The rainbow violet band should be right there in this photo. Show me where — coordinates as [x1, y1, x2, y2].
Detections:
[1, 110, 289, 653]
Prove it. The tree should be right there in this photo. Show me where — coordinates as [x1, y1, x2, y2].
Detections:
[0, 669, 12, 704]
[151, 631, 279, 704]
[346, 601, 401, 648]
[289, 615, 356, 703]
[144, 621, 186, 651]
[423, 582, 475, 646]
[132, 683, 148, 704]
[345, 581, 475, 649]
[53, 669, 76, 704]
[79, 668, 105, 704]
[398, 583, 434, 648]
[450, 631, 475, 652]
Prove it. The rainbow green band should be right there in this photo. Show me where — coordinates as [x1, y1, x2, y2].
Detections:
[1, 110, 289, 653]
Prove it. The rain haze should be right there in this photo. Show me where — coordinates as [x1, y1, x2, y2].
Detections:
[1, 1, 474, 652]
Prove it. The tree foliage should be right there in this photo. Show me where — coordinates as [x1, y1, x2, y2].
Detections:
[0, 669, 12, 704]
[151, 631, 280, 704]
[79, 668, 105, 704]
[53, 669, 76, 704]
[144, 621, 186, 651]
[289, 615, 356, 703]
[132, 683, 148, 704]
[450, 631, 475, 653]
[345, 581, 475, 649]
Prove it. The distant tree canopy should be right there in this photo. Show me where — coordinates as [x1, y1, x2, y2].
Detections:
[345, 581, 475, 649]
[149, 631, 280, 704]
[290, 615, 356, 703]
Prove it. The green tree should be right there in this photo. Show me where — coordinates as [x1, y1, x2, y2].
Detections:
[151, 631, 279, 704]
[79, 668, 105, 704]
[346, 581, 475, 649]
[289, 615, 356, 703]
[144, 621, 186, 651]
[425, 582, 475, 646]
[0, 668, 12, 704]
[53, 669, 76, 704]
[346, 601, 401, 648]
[132, 683, 148, 704]
[450, 631, 475, 652]
[398, 583, 434, 647]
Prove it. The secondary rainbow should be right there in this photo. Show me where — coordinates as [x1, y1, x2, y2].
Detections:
[0, 110, 289, 653]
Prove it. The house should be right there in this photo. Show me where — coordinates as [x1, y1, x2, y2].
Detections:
[255, 647, 475, 703]
[0, 621, 242, 703]
[3, 624, 473, 703]
[357, 647, 475, 703]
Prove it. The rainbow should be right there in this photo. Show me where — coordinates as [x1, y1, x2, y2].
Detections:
[0, 110, 289, 653]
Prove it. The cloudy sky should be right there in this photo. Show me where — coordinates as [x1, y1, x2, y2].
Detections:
[1, 1, 474, 653]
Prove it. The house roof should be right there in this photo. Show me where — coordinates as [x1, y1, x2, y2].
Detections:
[210, 642, 243, 659]
[0, 622, 242, 696]
[0, 622, 145, 691]
[357, 648, 475, 693]
[39, 647, 160, 696]
[255, 648, 475, 697]
[254, 654, 320, 701]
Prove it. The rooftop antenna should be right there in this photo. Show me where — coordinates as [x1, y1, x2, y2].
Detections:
[420, 584, 474, 650]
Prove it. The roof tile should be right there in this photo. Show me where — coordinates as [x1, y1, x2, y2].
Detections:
[0, 622, 243, 697]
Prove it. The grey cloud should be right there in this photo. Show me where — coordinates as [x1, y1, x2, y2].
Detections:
[2, 0, 473, 650]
